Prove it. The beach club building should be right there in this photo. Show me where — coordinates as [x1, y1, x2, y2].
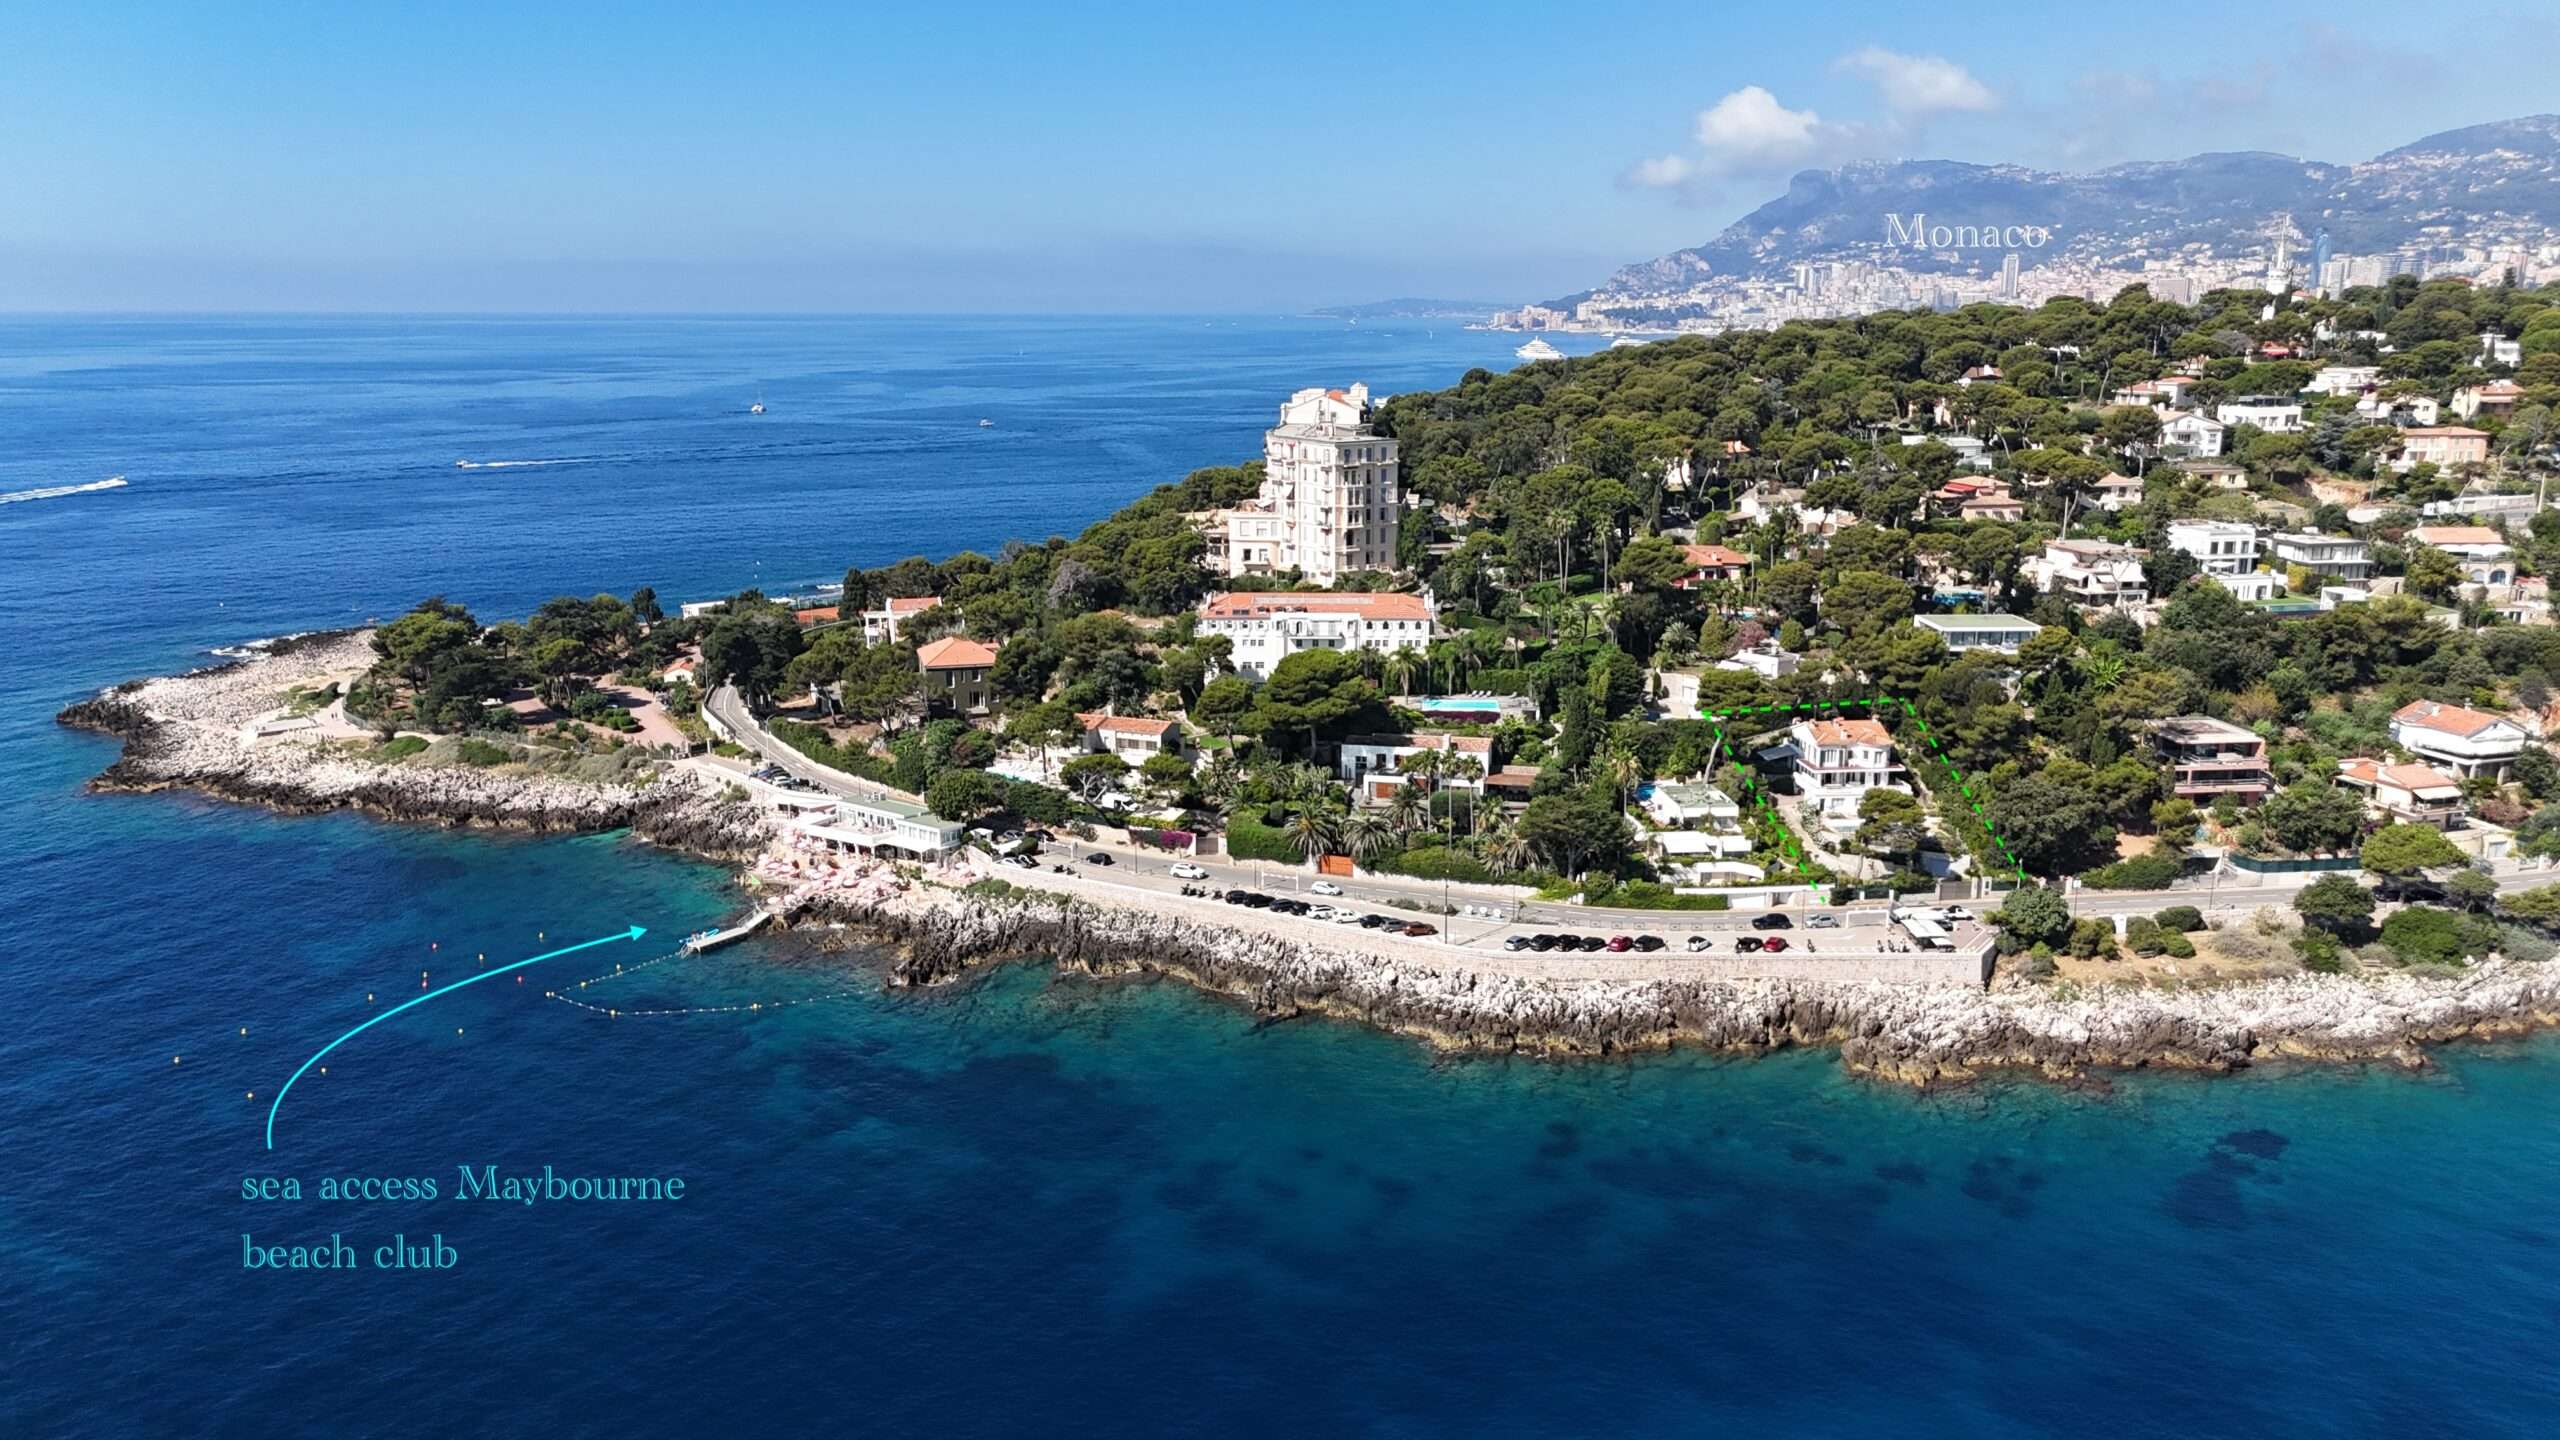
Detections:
[1196, 591, 1439, 681]
[1787, 717, 1907, 831]
[1913, 613, 2042, 655]
[2390, 699, 2528, 779]
[787, 793, 967, 861]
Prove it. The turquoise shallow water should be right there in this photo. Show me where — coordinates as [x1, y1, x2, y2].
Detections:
[5, 317, 2559, 1437]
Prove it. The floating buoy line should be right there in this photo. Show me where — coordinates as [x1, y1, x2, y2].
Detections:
[542, 946, 867, 1019]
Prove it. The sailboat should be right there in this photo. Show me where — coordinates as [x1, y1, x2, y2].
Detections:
[749, 388, 767, 416]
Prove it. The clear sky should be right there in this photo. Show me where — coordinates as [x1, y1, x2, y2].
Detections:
[4, 1, 2552, 312]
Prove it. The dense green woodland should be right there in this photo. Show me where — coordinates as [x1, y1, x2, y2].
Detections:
[359, 281, 2560, 970]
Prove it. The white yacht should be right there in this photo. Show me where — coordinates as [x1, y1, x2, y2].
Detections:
[1514, 338, 1564, 362]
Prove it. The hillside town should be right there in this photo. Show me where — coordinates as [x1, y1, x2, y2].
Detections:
[337, 276, 2560, 981]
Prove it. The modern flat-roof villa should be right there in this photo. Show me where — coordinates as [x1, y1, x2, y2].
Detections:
[1913, 614, 2041, 654]
[2269, 532, 2372, 581]
[2152, 715, 2273, 804]
[1337, 732, 1493, 802]
[2166, 520, 2259, 577]
[1196, 591, 1438, 681]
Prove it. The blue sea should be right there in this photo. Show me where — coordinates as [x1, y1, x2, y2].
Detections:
[5, 316, 2559, 1438]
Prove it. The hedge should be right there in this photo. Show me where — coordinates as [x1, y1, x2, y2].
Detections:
[1372, 847, 1508, 885]
[1583, 878, 1730, 910]
[1223, 813, 1304, 864]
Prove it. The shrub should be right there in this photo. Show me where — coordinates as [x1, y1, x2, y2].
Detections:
[1223, 813, 1302, 865]
[1372, 847, 1503, 885]
[2380, 906, 2466, 967]
[962, 878, 1017, 899]
[455, 739, 511, 767]
[2154, 905, 2205, 933]
[2126, 916, 2165, 956]
[2082, 853, 2184, 890]
[376, 736, 429, 762]
[2499, 924, 2557, 964]
[1574, 877, 1728, 910]
[2010, 948, 2058, 980]
[2158, 931, 2196, 959]
[2294, 928, 2346, 974]
[2066, 917, 2119, 960]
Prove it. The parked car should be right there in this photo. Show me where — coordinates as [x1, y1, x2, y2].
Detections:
[1806, 913, 1841, 929]
[1504, 935, 1533, 952]
[1685, 934, 1713, 952]
[1941, 906, 1974, 921]
[1750, 913, 1794, 931]
[1331, 909, 1359, 924]
[1242, 893, 1273, 908]
[1633, 935, 1666, 952]
[1736, 936, 1765, 953]
[1085, 852, 1113, 866]
[1169, 862, 1208, 880]
[1605, 935, 1633, 953]
[1528, 934, 1559, 952]
[1310, 880, 1344, 897]
[1577, 935, 1606, 952]
[1403, 923, 1437, 937]
[1007, 854, 1039, 870]
[1761, 937, 1789, 953]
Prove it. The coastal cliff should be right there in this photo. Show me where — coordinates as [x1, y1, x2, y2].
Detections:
[807, 887, 2560, 1084]
[60, 639, 2560, 1085]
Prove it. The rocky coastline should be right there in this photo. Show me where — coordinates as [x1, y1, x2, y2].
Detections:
[59, 637, 2560, 1085]
[57, 631, 776, 861]
[808, 886, 2560, 1084]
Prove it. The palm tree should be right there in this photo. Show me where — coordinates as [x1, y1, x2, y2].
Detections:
[1199, 753, 1244, 812]
[1601, 746, 1644, 813]
[1385, 648, 1421, 698]
[1344, 811, 1400, 864]
[1443, 754, 1486, 836]
[1485, 819, 1536, 875]
[1284, 807, 1343, 863]
[1387, 783, 1430, 834]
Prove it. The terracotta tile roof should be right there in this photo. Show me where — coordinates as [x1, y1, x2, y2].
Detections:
[2338, 757, 2462, 795]
[1681, 544, 1753, 568]
[2402, 427, 2490, 439]
[2409, 525, 2505, 546]
[1798, 718, 1891, 747]
[879, 595, 942, 615]
[1199, 591, 1436, 622]
[794, 606, 840, 625]
[1077, 712, 1177, 737]
[2393, 699, 2509, 737]
[915, 636, 998, 670]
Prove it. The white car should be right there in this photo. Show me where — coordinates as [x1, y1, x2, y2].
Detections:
[1169, 862, 1208, 880]
[1310, 880, 1344, 896]
[1308, 905, 1337, 921]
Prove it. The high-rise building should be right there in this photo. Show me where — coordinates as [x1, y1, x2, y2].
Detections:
[2311, 228, 2333, 293]
[1199, 384, 1402, 586]
[2000, 252, 2020, 298]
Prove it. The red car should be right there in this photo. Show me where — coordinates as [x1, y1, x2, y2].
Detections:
[1605, 935, 1633, 952]
[1761, 937, 1789, 953]
[1403, 923, 1437, 937]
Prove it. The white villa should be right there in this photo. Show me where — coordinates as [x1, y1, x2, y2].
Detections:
[1788, 717, 1907, 831]
[2166, 519, 2259, 577]
[861, 595, 943, 643]
[2303, 364, 2381, 397]
[2026, 540, 2149, 611]
[1337, 732, 1493, 803]
[2336, 758, 2467, 829]
[2390, 699, 2528, 779]
[1077, 712, 1185, 764]
[2161, 411, 2227, 457]
[1913, 613, 2042, 654]
[2215, 396, 2306, 433]
[788, 794, 967, 861]
[1196, 591, 1438, 681]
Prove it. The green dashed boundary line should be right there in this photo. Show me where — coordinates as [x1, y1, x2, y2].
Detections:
[1700, 697, 2030, 884]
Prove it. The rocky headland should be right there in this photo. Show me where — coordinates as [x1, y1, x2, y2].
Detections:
[60, 636, 2560, 1084]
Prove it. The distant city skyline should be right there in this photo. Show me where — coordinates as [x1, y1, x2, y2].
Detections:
[2, 1, 2552, 312]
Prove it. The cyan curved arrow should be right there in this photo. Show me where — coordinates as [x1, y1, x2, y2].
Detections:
[264, 925, 646, 1149]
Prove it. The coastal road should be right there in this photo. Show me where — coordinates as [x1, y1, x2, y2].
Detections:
[705, 684, 924, 805]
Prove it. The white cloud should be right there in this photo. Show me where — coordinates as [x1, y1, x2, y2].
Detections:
[1834, 47, 1997, 116]
[1692, 86, 1828, 165]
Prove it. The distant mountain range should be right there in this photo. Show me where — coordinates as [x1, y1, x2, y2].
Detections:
[1551, 114, 2560, 309]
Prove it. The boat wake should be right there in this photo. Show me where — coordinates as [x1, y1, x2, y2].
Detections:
[453, 458, 593, 470]
[1, 475, 128, 505]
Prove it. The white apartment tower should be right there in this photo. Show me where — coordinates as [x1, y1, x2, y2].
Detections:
[1215, 384, 1401, 586]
